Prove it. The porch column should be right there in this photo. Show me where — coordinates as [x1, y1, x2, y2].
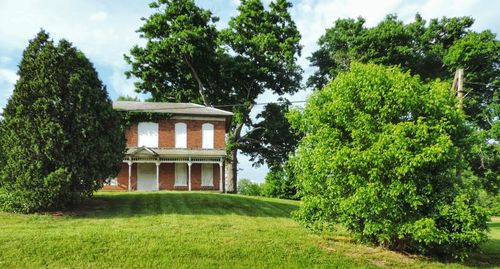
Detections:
[127, 158, 132, 192]
[156, 160, 160, 191]
[219, 161, 223, 192]
[188, 161, 192, 191]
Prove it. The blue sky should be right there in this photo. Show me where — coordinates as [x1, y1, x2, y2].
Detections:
[0, 0, 499, 182]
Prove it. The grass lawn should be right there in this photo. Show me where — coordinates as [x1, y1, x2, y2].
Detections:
[0, 192, 498, 268]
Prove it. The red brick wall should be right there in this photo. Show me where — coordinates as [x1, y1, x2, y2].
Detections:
[159, 120, 174, 147]
[125, 123, 138, 147]
[191, 164, 202, 189]
[187, 120, 202, 149]
[125, 119, 225, 149]
[159, 163, 175, 190]
[116, 163, 137, 190]
[214, 121, 225, 149]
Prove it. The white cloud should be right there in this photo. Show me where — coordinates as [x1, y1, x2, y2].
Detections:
[0, 56, 12, 64]
[90, 11, 108, 22]
[110, 66, 137, 98]
[0, 68, 18, 85]
[0, 68, 18, 113]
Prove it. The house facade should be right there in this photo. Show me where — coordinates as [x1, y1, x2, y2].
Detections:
[104, 101, 232, 192]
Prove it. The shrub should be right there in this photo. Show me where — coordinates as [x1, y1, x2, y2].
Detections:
[288, 63, 489, 259]
[261, 165, 298, 200]
[237, 179, 262, 196]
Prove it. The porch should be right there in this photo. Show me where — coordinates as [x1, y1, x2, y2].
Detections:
[115, 147, 225, 192]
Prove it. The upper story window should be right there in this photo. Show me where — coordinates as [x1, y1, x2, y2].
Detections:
[202, 123, 214, 149]
[175, 122, 187, 148]
[138, 122, 159, 147]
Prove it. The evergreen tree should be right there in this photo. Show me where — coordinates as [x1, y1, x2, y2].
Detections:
[0, 30, 125, 213]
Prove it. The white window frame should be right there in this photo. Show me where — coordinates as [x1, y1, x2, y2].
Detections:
[138, 122, 159, 148]
[201, 163, 213, 187]
[175, 163, 188, 186]
[175, 122, 187, 148]
[201, 123, 214, 149]
[105, 177, 118, 186]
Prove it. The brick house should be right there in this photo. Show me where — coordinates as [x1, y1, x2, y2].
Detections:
[105, 101, 233, 192]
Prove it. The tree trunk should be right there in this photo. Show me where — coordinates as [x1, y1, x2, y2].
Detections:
[225, 148, 238, 193]
[224, 119, 246, 193]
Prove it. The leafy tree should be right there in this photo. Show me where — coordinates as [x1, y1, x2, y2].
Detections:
[240, 99, 300, 168]
[117, 95, 141, 101]
[308, 14, 499, 130]
[289, 63, 488, 259]
[0, 31, 125, 213]
[237, 178, 262, 196]
[260, 165, 297, 199]
[125, 0, 302, 192]
[239, 99, 300, 199]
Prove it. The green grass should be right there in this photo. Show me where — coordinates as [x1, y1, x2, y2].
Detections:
[0, 192, 498, 268]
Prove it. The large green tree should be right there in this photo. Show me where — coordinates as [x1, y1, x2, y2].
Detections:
[125, 0, 302, 192]
[308, 14, 499, 193]
[289, 63, 488, 259]
[308, 14, 499, 129]
[0, 31, 125, 213]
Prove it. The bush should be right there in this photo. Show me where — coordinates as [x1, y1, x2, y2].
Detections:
[0, 31, 125, 213]
[288, 63, 489, 259]
[237, 179, 262, 196]
[261, 165, 298, 200]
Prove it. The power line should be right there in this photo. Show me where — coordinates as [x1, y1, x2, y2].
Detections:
[213, 100, 307, 108]
[115, 100, 308, 111]
[464, 81, 493, 87]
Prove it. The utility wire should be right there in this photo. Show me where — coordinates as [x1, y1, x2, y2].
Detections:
[116, 100, 307, 111]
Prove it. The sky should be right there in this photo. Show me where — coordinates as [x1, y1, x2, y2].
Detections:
[0, 0, 499, 182]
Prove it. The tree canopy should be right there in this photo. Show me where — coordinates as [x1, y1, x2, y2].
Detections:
[125, 0, 303, 191]
[308, 14, 499, 130]
[0, 31, 125, 212]
[289, 63, 488, 259]
[240, 99, 300, 168]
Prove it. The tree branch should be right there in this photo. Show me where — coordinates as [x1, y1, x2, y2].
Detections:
[185, 57, 210, 106]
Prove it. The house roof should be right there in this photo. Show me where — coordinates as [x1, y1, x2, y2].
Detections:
[113, 101, 233, 117]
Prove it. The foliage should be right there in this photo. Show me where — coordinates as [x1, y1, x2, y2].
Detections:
[0, 120, 5, 172]
[116, 95, 141, 101]
[308, 14, 499, 130]
[289, 63, 489, 259]
[0, 31, 125, 213]
[240, 99, 300, 168]
[260, 165, 297, 200]
[237, 178, 262, 196]
[125, 0, 303, 191]
[479, 191, 500, 216]
[117, 111, 172, 128]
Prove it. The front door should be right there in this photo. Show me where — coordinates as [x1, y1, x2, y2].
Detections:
[137, 163, 157, 191]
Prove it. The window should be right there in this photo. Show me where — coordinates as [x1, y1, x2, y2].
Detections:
[175, 163, 187, 186]
[201, 164, 213, 186]
[105, 177, 117, 186]
[202, 123, 214, 149]
[175, 122, 187, 148]
[138, 122, 159, 147]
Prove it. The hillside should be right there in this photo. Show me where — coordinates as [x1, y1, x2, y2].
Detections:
[0, 192, 498, 268]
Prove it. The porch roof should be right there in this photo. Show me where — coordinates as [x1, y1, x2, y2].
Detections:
[126, 147, 226, 157]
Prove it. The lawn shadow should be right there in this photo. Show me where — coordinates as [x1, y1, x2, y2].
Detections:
[73, 192, 299, 219]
